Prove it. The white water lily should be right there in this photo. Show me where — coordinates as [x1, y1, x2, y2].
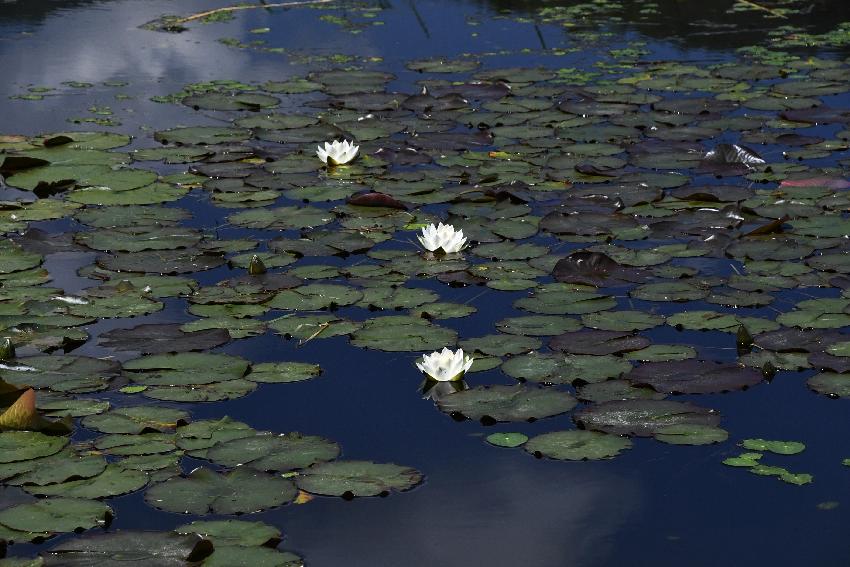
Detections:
[316, 139, 359, 166]
[416, 347, 474, 382]
[417, 223, 467, 254]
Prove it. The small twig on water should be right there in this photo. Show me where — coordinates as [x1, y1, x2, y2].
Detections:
[734, 0, 787, 19]
[173, 0, 334, 26]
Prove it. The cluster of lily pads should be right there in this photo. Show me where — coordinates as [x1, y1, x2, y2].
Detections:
[4, 29, 850, 562]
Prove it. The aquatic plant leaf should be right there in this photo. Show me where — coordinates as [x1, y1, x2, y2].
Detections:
[807, 373, 850, 398]
[576, 379, 666, 403]
[246, 362, 321, 384]
[0, 498, 110, 534]
[81, 406, 189, 434]
[175, 519, 280, 547]
[495, 315, 581, 336]
[436, 385, 577, 423]
[145, 467, 296, 514]
[653, 424, 729, 445]
[627, 360, 763, 394]
[98, 325, 230, 354]
[550, 330, 650, 355]
[25, 464, 147, 499]
[574, 400, 720, 436]
[351, 316, 457, 352]
[175, 417, 254, 458]
[741, 438, 805, 455]
[485, 432, 528, 448]
[202, 546, 302, 567]
[206, 432, 339, 472]
[43, 531, 213, 566]
[295, 460, 422, 497]
[524, 430, 632, 460]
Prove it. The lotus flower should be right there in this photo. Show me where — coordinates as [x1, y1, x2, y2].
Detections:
[316, 139, 359, 166]
[417, 223, 467, 254]
[416, 347, 474, 382]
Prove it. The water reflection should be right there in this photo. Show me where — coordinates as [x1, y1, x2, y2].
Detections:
[284, 454, 640, 566]
[421, 378, 467, 401]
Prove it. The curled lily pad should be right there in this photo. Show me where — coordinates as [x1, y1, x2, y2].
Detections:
[436, 385, 577, 423]
[295, 460, 422, 498]
[524, 430, 632, 460]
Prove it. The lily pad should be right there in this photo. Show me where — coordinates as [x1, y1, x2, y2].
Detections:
[574, 399, 721, 437]
[145, 467, 297, 515]
[296, 460, 422, 497]
[436, 385, 577, 423]
[524, 430, 632, 460]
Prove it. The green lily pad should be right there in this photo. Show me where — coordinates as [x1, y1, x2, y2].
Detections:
[81, 406, 190, 434]
[246, 362, 321, 383]
[24, 464, 147, 499]
[0, 431, 68, 464]
[653, 424, 729, 446]
[206, 432, 340, 472]
[145, 467, 297, 514]
[175, 519, 280, 547]
[524, 430, 632, 460]
[43, 531, 214, 565]
[574, 399, 721, 437]
[742, 438, 805, 455]
[436, 385, 577, 423]
[296, 460, 422, 497]
[0, 497, 110, 533]
[485, 432, 529, 448]
[351, 316, 457, 351]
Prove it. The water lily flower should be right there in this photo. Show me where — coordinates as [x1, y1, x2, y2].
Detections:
[316, 139, 359, 166]
[416, 347, 474, 382]
[417, 223, 467, 254]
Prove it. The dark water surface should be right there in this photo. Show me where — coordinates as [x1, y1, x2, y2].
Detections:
[2, 1, 850, 566]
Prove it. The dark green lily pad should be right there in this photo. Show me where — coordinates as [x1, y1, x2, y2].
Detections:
[43, 531, 213, 566]
[524, 430, 632, 460]
[436, 385, 577, 423]
[24, 464, 147, 499]
[175, 519, 280, 547]
[296, 460, 422, 497]
[807, 373, 850, 398]
[574, 399, 721, 436]
[98, 325, 230, 354]
[351, 316, 457, 351]
[145, 467, 296, 514]
[653, 424, 729, 445]
[627, 360, 763, 394]
[81, 406, 189, 434]
[0, 497, 110, 534]
[206, 432, 339, 472]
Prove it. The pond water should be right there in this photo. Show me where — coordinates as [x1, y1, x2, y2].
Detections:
[2, 1, 850, 565]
